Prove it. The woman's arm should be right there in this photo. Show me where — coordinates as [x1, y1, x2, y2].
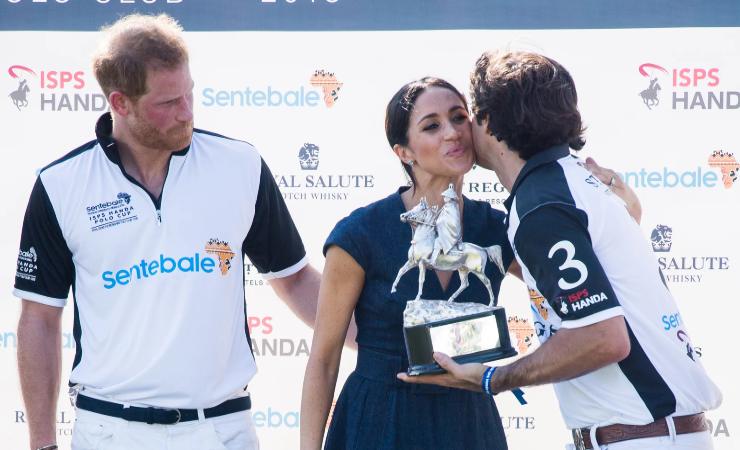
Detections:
[300, 246, 365, 450]
[585, 157, 642, 223]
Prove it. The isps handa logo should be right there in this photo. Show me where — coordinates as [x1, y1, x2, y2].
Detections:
[101, 239, 234, 289]
[617, 151, 738, 189]
[637, 62, 739, 110]
[201, 69, 342, 109]
[651, 224, 730, 284]
[6, 65, 107, 112]
[274, 142, 375, 201]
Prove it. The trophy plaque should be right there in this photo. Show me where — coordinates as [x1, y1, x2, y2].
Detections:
[391, 184, 517, 375]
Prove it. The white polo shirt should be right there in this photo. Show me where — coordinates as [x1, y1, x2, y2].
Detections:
[504, 144, 721, 429]
[14, 113, 308, 409]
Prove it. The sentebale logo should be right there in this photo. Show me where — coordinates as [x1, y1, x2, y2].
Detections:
[102, 239, 234, 289]
[616, 152, 737, 190]
[201, 70, 342, 109]
[507, 316, 534, 354]
[708, 150, 739, 189]
[309, 70, 342, 107]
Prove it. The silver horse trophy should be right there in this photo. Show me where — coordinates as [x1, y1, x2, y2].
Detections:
[393, 184, 517, 375]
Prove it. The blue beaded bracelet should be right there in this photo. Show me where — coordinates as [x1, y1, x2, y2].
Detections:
[481, 366, 495, 396]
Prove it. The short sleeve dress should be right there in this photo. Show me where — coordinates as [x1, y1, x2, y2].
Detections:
[323, 187, 514, 450]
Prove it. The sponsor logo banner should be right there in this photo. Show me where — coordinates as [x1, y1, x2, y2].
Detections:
[202, 70, 341, 109]
[637, 62, 740, 111]
[617, 152, 737, 189]
[101, 239, 234, 289]
[650, 224, 730, 284]
[274, 142, 374, 202]
[6, 65, 106, 112]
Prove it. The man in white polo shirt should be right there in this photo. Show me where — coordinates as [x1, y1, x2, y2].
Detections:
[14, 14, 319, 450]
[400, 50, 722, 449]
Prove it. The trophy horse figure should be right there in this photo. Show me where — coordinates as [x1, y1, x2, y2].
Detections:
[390, 184, 506, 307]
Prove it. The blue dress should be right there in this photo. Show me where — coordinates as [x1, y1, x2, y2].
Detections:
[323, 187, 514, 450]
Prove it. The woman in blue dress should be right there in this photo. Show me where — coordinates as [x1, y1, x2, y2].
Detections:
[300, 77, 640, 450]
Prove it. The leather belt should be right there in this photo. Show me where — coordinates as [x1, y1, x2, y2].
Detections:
[75, 394, 251, 425]
[572, 413, 708, 450]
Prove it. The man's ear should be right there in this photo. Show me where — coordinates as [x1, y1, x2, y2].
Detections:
[108, 91, 132, 117]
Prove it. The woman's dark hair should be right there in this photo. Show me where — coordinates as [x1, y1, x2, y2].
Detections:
[385, 77, 468, 185]
[470, 50, 586, 159]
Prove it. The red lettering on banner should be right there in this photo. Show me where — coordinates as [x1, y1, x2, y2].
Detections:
[672, 68, 720, 87]
[40, 70, 85, 89]
[248, 316, 273, 335]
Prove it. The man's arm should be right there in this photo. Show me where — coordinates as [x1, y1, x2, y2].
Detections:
[269, 264, 321, 328]
[401, 203, 630, 391]
[17, 300, 62, 450]
[268, 264, 358, 347]
[492, 315, 629, 391]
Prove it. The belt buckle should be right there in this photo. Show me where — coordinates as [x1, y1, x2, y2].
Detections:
[161, 408, 181, 425]
[572, 428, 586, 450]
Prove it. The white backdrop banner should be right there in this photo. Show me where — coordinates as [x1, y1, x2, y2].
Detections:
[0, 3, 738, 449]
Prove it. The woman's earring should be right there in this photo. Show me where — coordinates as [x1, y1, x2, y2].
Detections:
[407, 160, 414, 167]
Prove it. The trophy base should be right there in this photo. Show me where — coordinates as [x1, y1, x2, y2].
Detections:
[403, 305, 517, 376]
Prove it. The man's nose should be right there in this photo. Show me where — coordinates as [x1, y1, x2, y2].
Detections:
[178, 94, 194, 122]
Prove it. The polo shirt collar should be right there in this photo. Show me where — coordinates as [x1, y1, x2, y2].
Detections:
[503, 143, 571, 212]
[95, 112, 190, 165]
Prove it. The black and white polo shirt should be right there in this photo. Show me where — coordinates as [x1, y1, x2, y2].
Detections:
[504, 144, 721, 429]
[14, 113, 308, 409]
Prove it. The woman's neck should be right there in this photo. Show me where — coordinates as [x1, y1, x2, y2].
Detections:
[401, 174, 464, 210]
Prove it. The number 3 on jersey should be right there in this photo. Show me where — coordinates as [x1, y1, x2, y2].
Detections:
[547, 240, 588, 290]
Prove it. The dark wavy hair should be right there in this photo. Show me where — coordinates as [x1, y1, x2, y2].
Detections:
[385, 77, 468, 185]
[470, 50, 585, 159]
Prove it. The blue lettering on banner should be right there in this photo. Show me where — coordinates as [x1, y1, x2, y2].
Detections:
[201, 87, 320, 108]
[662, 313, 682, 330]
[252, 408, 300, 428]
[1, 331, 76, 349]
[102, 254, 216, 289]
[616, 168, 718, 188]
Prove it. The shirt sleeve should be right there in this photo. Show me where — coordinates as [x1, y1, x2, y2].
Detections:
[13, 177, 74, 307]
[513, 203, 624, 329]
[323, 210, 369, 271]
[242, 158, 307, 279]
